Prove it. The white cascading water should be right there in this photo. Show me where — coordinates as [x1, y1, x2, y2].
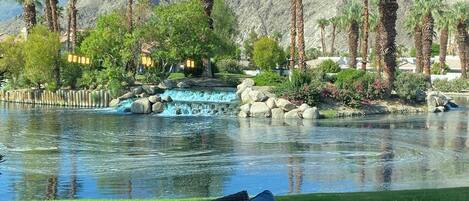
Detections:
[116, 88, 240, 116]
[159, 88, 239, 116]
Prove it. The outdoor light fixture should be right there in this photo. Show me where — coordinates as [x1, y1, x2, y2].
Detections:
[186, 59, 195, 68]
[68, 54, 91, 65]
[141, 56, 154, 67]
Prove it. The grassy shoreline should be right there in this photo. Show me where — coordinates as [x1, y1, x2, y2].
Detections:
[55, 187, 469, 201]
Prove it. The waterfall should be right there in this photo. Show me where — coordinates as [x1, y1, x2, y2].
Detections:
[115, 88, 240, 116]
[159, 88, 239, 116]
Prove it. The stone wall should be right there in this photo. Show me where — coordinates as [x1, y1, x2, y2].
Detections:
[0, 89, 111, 107]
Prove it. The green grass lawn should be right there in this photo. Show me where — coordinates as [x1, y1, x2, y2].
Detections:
[55, 187, 469, 201]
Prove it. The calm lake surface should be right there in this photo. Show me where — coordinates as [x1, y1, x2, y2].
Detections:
[0, 96, 468, 200]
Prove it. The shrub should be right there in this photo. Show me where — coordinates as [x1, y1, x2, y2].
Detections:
[394, 72, 428, 102]
[306, 47, 321, 60]
[23, 25, 61, 87]
[318, 59, 341, 73]
[433, 78, 469, 93]
[167, 73, 186, 80]
[330, 69, 388, 107]
[431, 62, 450, 75]
[61, 56, 83, 89]
[215, 59, 243, 74]
[335, 69, 366, 89]
[253, 71, 286, 86]
[290, 69, 312, 88]
[252, 36, 285, 70]
[274, 81, 322, 106]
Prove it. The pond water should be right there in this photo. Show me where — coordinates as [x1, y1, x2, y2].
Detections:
[0, 96, 468, 200]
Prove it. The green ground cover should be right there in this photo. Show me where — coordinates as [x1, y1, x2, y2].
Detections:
[55, 187, 469, 201]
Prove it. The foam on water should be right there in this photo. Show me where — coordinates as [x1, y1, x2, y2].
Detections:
[160, 88, 238, 103]
[115, 88, 240, 116]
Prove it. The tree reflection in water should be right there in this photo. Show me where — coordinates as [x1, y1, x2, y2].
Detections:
[0, 97, 467, 200]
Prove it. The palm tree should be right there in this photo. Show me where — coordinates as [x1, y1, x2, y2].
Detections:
[404, 6, 424, 73]
[50, 0, 59, 32]
[200, 0, 214, 77]
[379, 0, 398, 92]
[450, 2, 468, 79]
[369, 9, 383, 76]
[201, 0, 214, 29]
[289, 0, 297, 69]
[416, 0, 442, 78]
[317, 18, 329, 55]
[67, 0, 78, 52]
[329, 17, 340, 56]
[339, 0, 362, 69]
[128, 0, 134, 32]
[435, 8, 452, 74]
[44, 0, 53, 30]
[16, 0, 39, 32]
[361, 0, 369, 71]
[296, 0, 306, 70]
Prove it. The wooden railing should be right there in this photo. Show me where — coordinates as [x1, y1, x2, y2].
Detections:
[0, 89, 111, 108]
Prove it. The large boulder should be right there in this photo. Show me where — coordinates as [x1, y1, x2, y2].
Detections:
[237, 78, 255, 90]
[131, 98, 152, 114]
[249, 90, 268, 102]
[177, 80, 193, 88]
[271, 108, 285, 119]
[427, 91, 451, 112]
[152, 102, 165, 113]
[284, 109, 301, 119]
[238, 111, 249, 118]
[240, 103, 251, 113]
[236, 78, 255, 96]
[142, 85, 162, 95]
[266, 98, 277, 109]
[158, 80, 177, 90]
[250, 102, 271, 118]
[110, 98, 121, 108]
[132, 86, 143, 95]
[241, 87, 254, 103]
[276, 98, 297, 112]
[119, 91, 135, 100]
[302, 107, 320, 119]
[148, 95, 161, 104]
[298, 103, 311, 112]
[161, 96, 173, 103]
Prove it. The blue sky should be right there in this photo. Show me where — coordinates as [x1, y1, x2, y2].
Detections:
[0, 0, 67, 21]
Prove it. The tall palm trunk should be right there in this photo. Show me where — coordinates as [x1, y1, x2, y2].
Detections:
[23, 1, 37, 32]
[379, 0, 398, 92]
[375, 24, 383, 77]
[201, 0, 214, 77]
[50, 0, 59, 32]
[456, 22, 467, 79]
[331, 23, 337, 56]
[414, 25, 424, 73]
[201, 0, 214, 29]
[348, 21, 359, 69]
[422, 13, 434, 78]
[320, 25, 326, 55]
[128, 0, 134, 32]
[44, 0, 54, 31]
[361, 0, 369, 71]
[289, 0, 297, 69]
[439, 26, 449, 74]
[67, 0, 78, 52]
[296, 0, 306, 70]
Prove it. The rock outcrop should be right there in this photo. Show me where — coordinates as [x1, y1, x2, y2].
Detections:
[427, 91, 458, 113]
[236, 79, 320, 120]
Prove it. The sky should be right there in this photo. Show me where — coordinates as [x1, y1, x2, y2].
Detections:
[0, 0, 67, 21]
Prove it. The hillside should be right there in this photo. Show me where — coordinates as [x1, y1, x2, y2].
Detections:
[0, 0, 463, 51]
